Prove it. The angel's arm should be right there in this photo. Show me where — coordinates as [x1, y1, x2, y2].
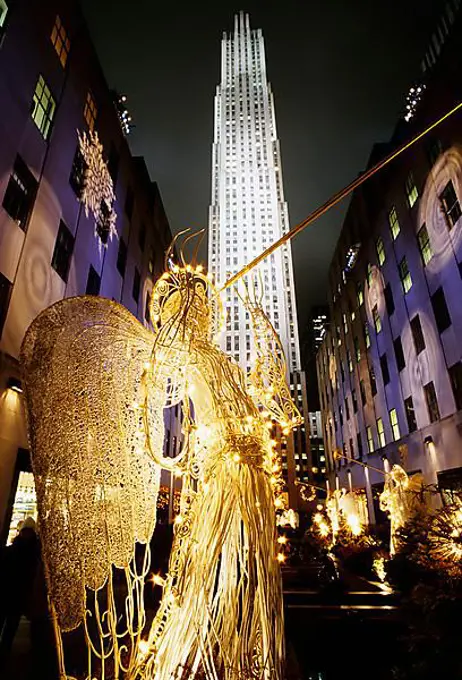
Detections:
[242, 278, 302, 432]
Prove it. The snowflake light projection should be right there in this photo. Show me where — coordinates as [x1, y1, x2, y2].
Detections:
[78, 129, 117, 247]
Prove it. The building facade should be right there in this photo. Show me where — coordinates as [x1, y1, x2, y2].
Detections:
[207, 12, 310, 502]
[0, 0, 175, 543]
[317, 0, 462, 522]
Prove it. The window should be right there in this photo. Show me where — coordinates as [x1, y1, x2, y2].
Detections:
[410, 314, 425, 354]
[380, 353, 390, 385]
[352, 388, 358, 413]
[388, 206, 400, 240]
[125, 187, 134, 220]
[424, 381, 440, 423]
[354, 336, 361, 362]
[389, 408, 400, 441]
[356, 432, 363, 458]
[449, 362, 462, 410]
[393, 336, 405, 372]
[399, 257, 412, 293]
[2, 156, 37, 231]
[373, 305, 381, 333]
[376, 237, 386, 265]
[357, 282, 364, 306]
[50, 15, 70, 68]
[138, 223, 146, 251]
[51, 220, 74, 282]
[384, 283, 395, 315]
[417, 223, 432, 266]
[366, 263, 373, 285]
[404, 396, 417, 433]
[367, 426, 374, 453]
[405, 172, 419, 207]
[345, 397, 350, 420]
[117, 239, 127, 277]
[86, 265, 100, 295]
[425, 136, 442, 166]
[0, 0, 8, 30]
[69, 146, 87, 196]
[132, 268, 140, 303]
[364, 322, 371, 348]
[360, 379, 367, 406]
[439, 180, 461, 228]
[370, 366, 377, 396]
[83, 91, 97, 131]
[31, 75, 56, 140]
[377, 418, 386, 447]
[347, 349, 353, 373]
[431, 286, 451, 333]
[0, 271, 12, 337]
[145, 291, 151, 323]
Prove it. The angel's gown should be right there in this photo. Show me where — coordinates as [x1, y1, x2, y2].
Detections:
[142, 338, 284, 680]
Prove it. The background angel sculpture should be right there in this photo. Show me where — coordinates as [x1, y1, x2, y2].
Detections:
[20, 233, 301, 680]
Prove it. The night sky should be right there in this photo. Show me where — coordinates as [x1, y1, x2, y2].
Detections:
[82, 0, 444, 329]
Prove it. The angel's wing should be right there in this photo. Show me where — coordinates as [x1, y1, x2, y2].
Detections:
[20, 296, 164, 632]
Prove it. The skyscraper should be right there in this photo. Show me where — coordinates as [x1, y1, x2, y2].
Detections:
[208, 13, 310, 501]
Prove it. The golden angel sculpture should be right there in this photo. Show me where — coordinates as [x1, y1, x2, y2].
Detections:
[20, 236, 301, 680]
[379, 464, 427, 555]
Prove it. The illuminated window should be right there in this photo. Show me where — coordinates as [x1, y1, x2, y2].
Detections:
[376, 237, 386, 265]
[357, 281, 364, 306]
[389, 408, 400, 441]
[367, 426, 374, 453]
[2, 155, 37, 231]
[439, 180, 461, 228]
[410, 314, 425, 354]
[354, 336, 361, 362]
[347, 349, 353, 373]
[373, 305, 381, 333]
[364, 322, 371, 348]
[405, 172, 419, 207]
[31, 75, 56, 140]
[51, 15, 71, 68]
[388, 206, 400, 240]
[399, 257, 412, 294]
[0, 0, 8, 29]
[424, 381, 440, 423]
[7, 471, 37, 546]
[377, 418, 386, 447]
[404, 396, 417, 433]
[84, 91, 97, 131]
[417, 223, 432, 265]
[51, 220, 74, 282]
[366, 263, 373, 285]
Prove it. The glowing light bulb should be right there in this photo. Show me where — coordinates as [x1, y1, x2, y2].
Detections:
[277, 535, 287, 545]
[174, 514, 183, 525]
[276, 553, 286, 563]
[152, 573, 165, 587]
[233, 454, 241, 463]
[138, 640, 149, 656]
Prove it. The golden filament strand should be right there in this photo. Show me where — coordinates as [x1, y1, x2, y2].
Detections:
[220, 100, 462, 292]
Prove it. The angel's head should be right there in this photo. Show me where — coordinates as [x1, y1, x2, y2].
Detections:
[150, 231, 222, 343]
